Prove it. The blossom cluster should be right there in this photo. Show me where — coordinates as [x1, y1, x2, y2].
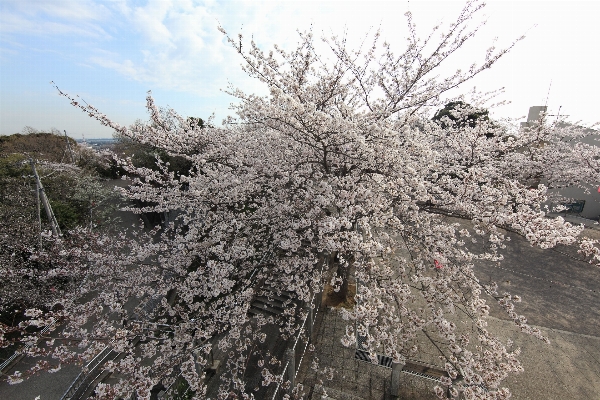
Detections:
[7, 2, 598, 399]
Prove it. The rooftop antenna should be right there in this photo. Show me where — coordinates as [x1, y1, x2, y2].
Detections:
[547, 105, 569, 124]
[544, 80, 552, 109]
[542, 80, 569, 124]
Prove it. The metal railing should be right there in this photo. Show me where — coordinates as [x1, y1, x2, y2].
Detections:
[269, 286, 323, 400]
[154, 338, 214, 399]
[354, 274, 455, 393]
[60, 346, 115, 400]
[60, 285, 167, 399]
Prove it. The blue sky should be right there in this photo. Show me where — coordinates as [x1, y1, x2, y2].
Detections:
[1, 0, 599, 138]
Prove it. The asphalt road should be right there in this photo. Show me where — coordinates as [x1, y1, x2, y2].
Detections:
[298, 216, 600, 399]
[465, 220, 600, 337]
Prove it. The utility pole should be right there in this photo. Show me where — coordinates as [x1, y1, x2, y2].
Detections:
[30, 159, 62, 238]
[33, 165, 43, 249]
[64, 130, 75, 164]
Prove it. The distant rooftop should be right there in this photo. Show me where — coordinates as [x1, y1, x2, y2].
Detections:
[76, 138, 117, 149]
[520, 106, 548, 128]
[76, 138, 117, 143]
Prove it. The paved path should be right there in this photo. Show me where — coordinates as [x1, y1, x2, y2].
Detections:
[296, 307, 600, 400]
[468, 221, 600, 338]
[487, 317, 600, 400]
[296, 307, 390, 400]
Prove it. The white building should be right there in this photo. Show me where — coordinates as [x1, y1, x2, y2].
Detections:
[521, 106, 600, 220]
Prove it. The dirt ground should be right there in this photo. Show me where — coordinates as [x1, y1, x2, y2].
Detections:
[322, 283, 356, 309]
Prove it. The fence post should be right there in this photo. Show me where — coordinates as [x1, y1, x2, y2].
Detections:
[284, 347, 295, 391]
[307, 303, 314, 339]
[390, 361, 404, 399]
[316, 288, 323, 309]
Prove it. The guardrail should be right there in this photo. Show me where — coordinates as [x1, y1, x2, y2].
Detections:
[1, 273, 94, 376]
[0, 323, 56, 374]
[60, 287, 166, 399]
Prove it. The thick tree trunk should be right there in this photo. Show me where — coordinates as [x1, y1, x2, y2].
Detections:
[335, 252, 354, 300]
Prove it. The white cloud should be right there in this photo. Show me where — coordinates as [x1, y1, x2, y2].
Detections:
[130, 0, 175, 47]
[0, 0, 111, 37]
[89, 56, 146, 82]
[81, 1, 249, 96]
[0, 11, 109, 38]
[34, 0, 110, 21]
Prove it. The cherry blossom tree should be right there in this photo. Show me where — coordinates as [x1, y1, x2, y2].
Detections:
[7, 1, 600, 399]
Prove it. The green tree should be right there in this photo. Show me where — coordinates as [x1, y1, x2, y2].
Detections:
[432, 101, 497, 138]
[113, 116, 208, 176]
[0, 131, 77, 163]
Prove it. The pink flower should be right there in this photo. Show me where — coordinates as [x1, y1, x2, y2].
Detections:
[434, 259, 443, 269]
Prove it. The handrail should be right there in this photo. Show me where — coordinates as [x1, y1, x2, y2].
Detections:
[270, 270, 324, 400]
[295, 301, 319, 380]
[270, 360, 290, 400]
[151, 338, 211, 398]
[269, 306, 314, 399]
[61, 279, 168, 400]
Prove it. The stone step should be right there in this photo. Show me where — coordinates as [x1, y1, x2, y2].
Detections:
[248, 302, 282, 317]
[255, 290, 295, 304]
[248, 284, 300, 318]
[252, 296, 286, 311]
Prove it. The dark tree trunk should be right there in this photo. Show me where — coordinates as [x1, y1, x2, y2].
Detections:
[335, 252, 354, 300]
